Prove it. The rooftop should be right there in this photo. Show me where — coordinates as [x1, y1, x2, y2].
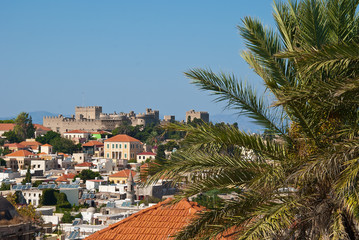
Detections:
[82, 141, 104, 147]
[138, 152, 156, 156]
[105, 134, 141, 143]
[64, 130, 89, 134]
[0, 123, 15, 131]
[109, 169, 136, 178]
[6, 150, 34, 157]
[84, 198, 205, 240]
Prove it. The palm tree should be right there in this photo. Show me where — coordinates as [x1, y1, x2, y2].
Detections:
[147, 0, 359, 239]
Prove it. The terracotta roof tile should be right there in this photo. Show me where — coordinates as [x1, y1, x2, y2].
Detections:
[75, 162, 94, 167]
[82, 141, 104, 147]
[64, 130, 89, 134]
[105, 134, 141, 143]
[138, 152, 156, 156]
[85, 198, 206, 240]
[6, 150, 34, 157]
[55, 173, 76, 182]
[4, 143, 26, 148]
[0, 123, 15, 131]
[109, 169, 136, 178]
[33, 124, 51, 131]
[42, 144, 52, 147]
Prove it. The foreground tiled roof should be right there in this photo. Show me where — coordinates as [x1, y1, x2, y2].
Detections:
[105, 134, 141, 143]
[85, 198, 205, 240]
[0, 123, 15, 131]
[6, 150, 34, 157]
[82, 141, 104, 147]
[109, 169, 136, 178]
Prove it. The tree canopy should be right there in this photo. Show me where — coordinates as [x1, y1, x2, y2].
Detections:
[74, 169, 102, 183]
[148, 0, 359, 239]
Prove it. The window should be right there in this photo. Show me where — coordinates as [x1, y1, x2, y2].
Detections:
[116, 144, 118, 148]
[120, 144, 122, 148]
[112, 144, 114, 148]
[38, 165, 40, 168]
[125, 153, 127, 158]
[107, 144, 109, 148]
[125, 144, 127, 149]
[107, 153, 109, 158]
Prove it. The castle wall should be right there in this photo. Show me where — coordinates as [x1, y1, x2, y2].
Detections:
[186, 110, 209, 123]
[43, 107, 158, 135]
[75, 106, 102, 119]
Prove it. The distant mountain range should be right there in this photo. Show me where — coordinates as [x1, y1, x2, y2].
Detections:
[0, 111, 261, 132]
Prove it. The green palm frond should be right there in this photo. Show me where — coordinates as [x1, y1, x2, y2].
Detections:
[185, 69, 288, 136]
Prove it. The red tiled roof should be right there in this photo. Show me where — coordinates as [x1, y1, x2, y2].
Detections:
[33, 124, 51, 131]
[0, 123, 15, 131]
[82, 141, 104, 147]
[58, 152, 69, 157]
[138, 152, 156, 156]
[105, 134, 141, 143]
[42, 144, 52, 147]
[19, 140, 42, 150]
[109, 169, 136, 178]
[4, 143, 26, 148]
[75, 162, 94, 167]
[55, 173, 76, 182]
[64, 130, 89, 134]
[85, 198, 205, 240]
[6, 150, 34, 157]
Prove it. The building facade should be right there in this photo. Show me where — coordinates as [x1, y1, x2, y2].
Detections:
[104, 135, 143, 160]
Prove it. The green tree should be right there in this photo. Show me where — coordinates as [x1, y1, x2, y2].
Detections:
[148, 0, 359, 239]
[0, 182, 10, 191]
[61, 211, 74, 223]
[74, 169, 102, 183]
[3, 130, 20, 143]
[50, 137, 78, 154]
[14, 112, 35, 141]
[40, 189, 58, 205]
[0, 158, 6, 166]
[21, 166, 31, 184]
[36, 131, 61, 144]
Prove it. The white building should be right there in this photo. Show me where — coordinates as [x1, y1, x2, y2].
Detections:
[136, 152, 156, 163]
[86, 179, 105, 191]
[22, 189, 42, 207]
[0, 168, 20, 181]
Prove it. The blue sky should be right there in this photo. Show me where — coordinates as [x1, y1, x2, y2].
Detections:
[0, 1, 274, 127]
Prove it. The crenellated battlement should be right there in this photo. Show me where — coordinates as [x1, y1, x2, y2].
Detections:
[43, 106, 160, 134]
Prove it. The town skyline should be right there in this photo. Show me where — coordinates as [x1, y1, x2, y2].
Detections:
[1, 0, 273, 131]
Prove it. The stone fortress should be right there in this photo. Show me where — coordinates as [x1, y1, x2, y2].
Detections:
[43, 106, 160, 135]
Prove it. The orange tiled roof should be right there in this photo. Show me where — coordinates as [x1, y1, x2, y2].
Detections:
[82, 141, 104, 147]
[6, 150, 34, 157]
[64, 130, 89, 134]
[55, 173, 76, 182]
[105, 134, 141, 143]
[33, 124, 51, 131]
[138, 152, 156, 156]
[75, 162, 94, 167]
[19, 140, 42, 150]
[0, 123, 15, 131]
[42, 143, 52, 147]
[84, 198, 206, 240]
[109, 169, 136, 178]
[4, 143, 26, 148]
